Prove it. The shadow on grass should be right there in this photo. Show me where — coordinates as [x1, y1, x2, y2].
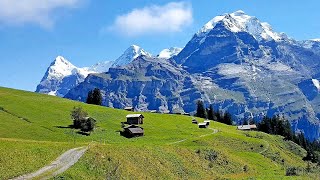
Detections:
[76, 131, 90, 136]
[54, 125, 74, 129]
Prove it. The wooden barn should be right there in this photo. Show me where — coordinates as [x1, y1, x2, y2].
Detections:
[124, 107, 134, 112]
[198, 123, 208, 128]
[121, 125, 144, 138]
[192, 119, 198, 124]
[237, 124, 257, 131]
[126, 114, 144, 125]
[204, 120, 210, 126]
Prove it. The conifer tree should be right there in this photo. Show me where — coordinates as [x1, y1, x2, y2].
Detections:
[207, 105, 214, 120]
[196, 100, 206, 118]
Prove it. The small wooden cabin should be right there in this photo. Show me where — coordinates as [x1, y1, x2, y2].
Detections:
[126, 114, 144, 125]
[121, 125, 144, 138]
[237, 124, 257, 131]
[198, 123, 208, 128]
[204, 120, 210, 126]
[124, 107, 134, 111]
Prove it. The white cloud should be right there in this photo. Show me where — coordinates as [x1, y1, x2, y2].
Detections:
[0, 0, 81, 28]
[108, 2, 193, 36]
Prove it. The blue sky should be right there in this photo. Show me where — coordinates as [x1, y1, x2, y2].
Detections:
[0, 0, 320, 91]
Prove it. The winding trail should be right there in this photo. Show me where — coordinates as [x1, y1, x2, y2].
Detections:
[168, 128, 218, 145]
[11, 147, 87, 180]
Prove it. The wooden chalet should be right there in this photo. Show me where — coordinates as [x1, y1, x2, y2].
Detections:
[121, 125, 144, 138]
[237, 124, 257, 131]
[124, 107, 134, 112]
[126, 114, 144, 125]
[204, 120, 211, 126]
[198, 123, 208, 128]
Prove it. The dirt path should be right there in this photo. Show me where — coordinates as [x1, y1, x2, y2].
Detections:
[168, 128, 218, 145]
[11, 147, 87, 180]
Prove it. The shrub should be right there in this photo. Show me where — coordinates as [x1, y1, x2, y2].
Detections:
[286, 167, 297, 176]
[205, 149, 218, 162]
[70, 106, 96, 134]
[70, 106, 88, 129]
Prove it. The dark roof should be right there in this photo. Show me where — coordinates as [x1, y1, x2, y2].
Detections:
[128, 127, 144, 134]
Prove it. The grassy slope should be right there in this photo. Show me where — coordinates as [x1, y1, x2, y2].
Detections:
[0, 87, 319, 179]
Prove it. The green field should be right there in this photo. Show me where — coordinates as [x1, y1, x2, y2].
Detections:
[0, 86, 319, 179]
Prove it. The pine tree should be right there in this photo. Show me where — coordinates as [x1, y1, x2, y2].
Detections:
[196, 100, 206, 118]
[223, 111, 233, 125]
[207, 105, 214, 120]
[86, 90, 93, 104]
[86, 88, 102, 105]
[92, 88, 102, 105]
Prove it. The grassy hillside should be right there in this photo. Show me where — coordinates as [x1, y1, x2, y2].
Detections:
[0, 86, 319, 179]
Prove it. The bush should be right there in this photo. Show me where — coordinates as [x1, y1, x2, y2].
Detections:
[70, 106, 96, 133]
[205, 149, 218, 162]
[286, 167, 297, 176]
[71, 106, 88, 129]
[81, 117, 96, 132]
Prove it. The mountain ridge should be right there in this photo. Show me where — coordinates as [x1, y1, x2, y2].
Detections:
[40, 10, 320, 140]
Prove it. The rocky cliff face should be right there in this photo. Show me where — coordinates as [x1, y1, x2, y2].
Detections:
[65, 56, 205, 113]
[65, 11, 320, 140]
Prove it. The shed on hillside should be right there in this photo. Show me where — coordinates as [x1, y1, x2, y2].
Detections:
[198, 123, 208, 128]
[237, 125, 251, 130]
[124, 107, 134, 112]
[121, 125, 144, 138]
[126, 114, 144, 125]
[237, 124, 257, 131]
[204, 120, 211, 126]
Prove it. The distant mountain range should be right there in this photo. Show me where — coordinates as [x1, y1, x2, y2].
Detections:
[36, 10, 320, 140]
[36, 45, 180, 97]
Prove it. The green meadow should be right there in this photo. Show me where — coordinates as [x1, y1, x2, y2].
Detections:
[0, 86, 319, 179]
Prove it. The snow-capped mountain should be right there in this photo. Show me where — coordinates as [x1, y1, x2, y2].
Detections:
[36, 45, 152, 97]
[112, 45, 152, 67]
[35, 56, 94, 97]
[158, 47, 182, 59]
[196, 10, 286, 42]
[36, 56, 114, 97]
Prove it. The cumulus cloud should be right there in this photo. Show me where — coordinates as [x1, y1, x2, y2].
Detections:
[0, 0, 81, 28]
[108, 2, 193, 36]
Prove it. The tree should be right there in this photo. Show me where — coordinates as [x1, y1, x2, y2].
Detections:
[86, 88, 102, 105]
[70, 106, 96, 133]
[86, 90, 93, 104]
[195, 100, 206, 118]
[223, 111, 233, 125]
[81, 117, 96, 132]
[92, 88, 102, 105]
[71, 106, 88, 129]
[207, 105, 214, 120]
